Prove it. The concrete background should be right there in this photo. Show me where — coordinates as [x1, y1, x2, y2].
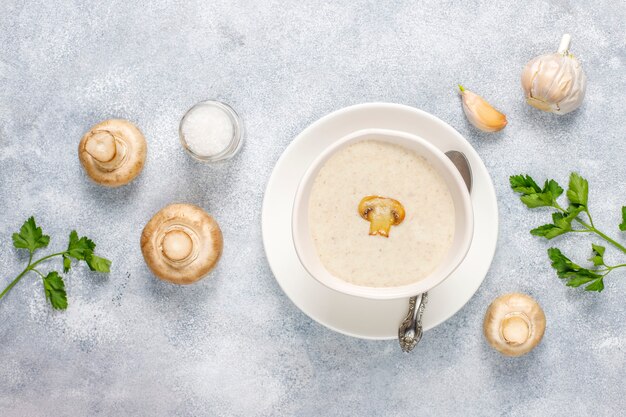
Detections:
[1, 1, 625, 416]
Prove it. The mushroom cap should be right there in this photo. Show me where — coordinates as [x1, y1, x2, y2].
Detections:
[140, 203, 223, 284]
[78, 119, 147, 187]
[483, 293, 546, 357]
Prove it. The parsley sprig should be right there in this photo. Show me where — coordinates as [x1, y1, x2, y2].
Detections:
[511, 173, 626, 292]
[0, 217, 111, 309]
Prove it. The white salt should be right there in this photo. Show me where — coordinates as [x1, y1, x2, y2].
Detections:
[181, 104, 234, 157]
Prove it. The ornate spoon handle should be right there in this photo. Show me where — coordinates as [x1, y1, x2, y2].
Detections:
[398, 292, 428, 352]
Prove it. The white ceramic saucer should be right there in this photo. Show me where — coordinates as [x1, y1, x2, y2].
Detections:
[262, 103, 498, 340]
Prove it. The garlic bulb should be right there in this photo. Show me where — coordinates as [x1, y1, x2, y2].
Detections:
[459, 85, 507, 132]
[521, 34, 587, 114]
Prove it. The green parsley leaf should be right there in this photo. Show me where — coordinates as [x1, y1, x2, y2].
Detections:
[589, 244, 606, 266]
[63, 256, 72, 273]
[42, 271, 67, 310]
[544, 179, 564, 199]
[552, 212, 572, 230]
[620, 206, 626, 231]
[520, 193, 555, 208]
[510, 175, 542, 195]
[564, 275, 596, 287]
[531, 224, 563, 238]
[567, 172, 588, 208]
[66, 230, 96, 260]
[563, 206, 584, 223]
[511, 175, 564, 208]
[584, 278, 605, 292]
[548, 248, 581, 275]
[63, 230, 97, 272]
[85, 253, 111, 273]
[65, 230, 110, 272]
[547, 248, 604, 292]
[12, 217, 50, 254]
[530, 209, 582, 239]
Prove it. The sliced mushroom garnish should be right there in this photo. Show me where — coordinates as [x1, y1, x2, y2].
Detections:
[358, 196, 406, 237]
[78, 119, 147, 187]
[141, 203, 223, 285]
[483, 293, 546, 357]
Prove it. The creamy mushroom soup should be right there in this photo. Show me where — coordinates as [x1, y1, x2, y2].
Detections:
[308, 140, 456, 287]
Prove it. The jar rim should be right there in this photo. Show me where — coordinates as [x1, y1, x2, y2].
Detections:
[179, 100, 244, 162]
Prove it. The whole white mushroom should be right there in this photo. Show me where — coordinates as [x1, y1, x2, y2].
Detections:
[78, 119, 147, 187]
[141, 203, 223, 284]
[483, 293, 546, 357]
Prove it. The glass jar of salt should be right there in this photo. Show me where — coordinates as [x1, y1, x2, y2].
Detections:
[179, 100, 244, 162]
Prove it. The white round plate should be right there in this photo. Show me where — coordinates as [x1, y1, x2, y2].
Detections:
[262, 103, 498, 340]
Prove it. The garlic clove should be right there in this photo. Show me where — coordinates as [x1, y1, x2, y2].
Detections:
[459, 85, 507, 132]
[526, 96, 556, 113]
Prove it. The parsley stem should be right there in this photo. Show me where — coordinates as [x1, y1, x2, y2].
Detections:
[573, 218, 592, 231]
[31, 269, 45, 278]
[575, 220, 626, 254]
[0, 268, 30, 301]
[584, 208, 595, 228]
[29, 252, 66, 269]
[0, 252, 66, 303]
[553, 202, 626, 254]
[593, 230, 626, 254]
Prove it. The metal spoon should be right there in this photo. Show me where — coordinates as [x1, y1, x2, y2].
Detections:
[398, 150, 473, 353]
[445, 150, 473, 194]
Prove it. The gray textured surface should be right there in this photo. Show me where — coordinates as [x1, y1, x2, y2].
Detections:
[1, 1, 625, 416]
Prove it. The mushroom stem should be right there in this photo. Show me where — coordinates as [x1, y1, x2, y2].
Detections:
[79, 119, 147, 187]
[85, 130, 117, 163]
[84, 129, 129, 171]
[367, 211, 395, 237]
[161, 229, 193, 262]
[500, 313, 530, 345]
